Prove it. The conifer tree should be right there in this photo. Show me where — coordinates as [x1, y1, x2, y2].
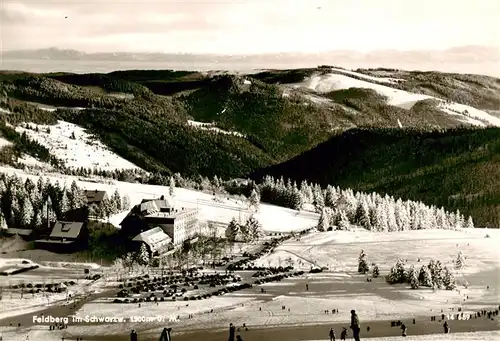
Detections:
[465, 216, 474, 229]
[59, 189, 69, 219]
[121, 194, 131, 210]
[387, 259, 406, 284]
[137, 243, 150, 266]
[246, 215, 263, 242]
[358, 250, 369, 274]
[354, 203, 370, 230]
[455, 251, 465, 270]
[226, 217, 239, 242]
[410, 266, 420, 289]
[317, 208, 329, 232]
[20, 199, 34, 228]
[112, 189, 122, 212]
[418, 265, 433, 287]
[338, 210, 350, 230]
[442, 266, 456, 290]
[169, 176, 175, 196]
[249, 189, 261, 212]
[312, 185, 325, 213]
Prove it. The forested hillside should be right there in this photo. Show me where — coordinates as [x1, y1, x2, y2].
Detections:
[250, 127, 500, 228]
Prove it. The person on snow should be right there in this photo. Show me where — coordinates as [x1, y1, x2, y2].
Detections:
[350, 310, 361, 341]
[329, 327, 336, 341]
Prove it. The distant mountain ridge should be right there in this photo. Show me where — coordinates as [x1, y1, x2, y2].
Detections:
[3, 46, 499, 64]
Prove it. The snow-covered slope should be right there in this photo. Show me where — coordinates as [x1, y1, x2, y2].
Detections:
[14, 120, 141, 171]
[293, 71, 500, 126]
[187, 120, 245, 137]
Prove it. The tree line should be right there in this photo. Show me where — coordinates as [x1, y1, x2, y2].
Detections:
[0, 173, 129, 233]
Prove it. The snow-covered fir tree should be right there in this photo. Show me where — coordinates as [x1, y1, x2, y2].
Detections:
[454, 251, 465, 270]
[121, 194, 131, 210]
[226, 217, 239, 242]
[387, 259, 407, 284]
[249, 189, 261, 212]
[312, 184, 325, 213]
[428, 260, 444, 289]
[111, 189, 122, 212]
[137, 243, 150, 265]
[20, 198, 34, 228]
[238, 221, 251, 243]
[354, 202, 370, 230]
[324, 185, 339, 208]
[418, 265, 433, 287]
[169, 176, 175, 196]
[68, 180, 86, 210]
[58, 188, 69, 219]
[246, 215, 263, 242]
[358, 250, 370, 274]
[409, 266, 420, 289]
[406, 265, 416, 284]
[372, 264, 380, 278]
[442, 267, 456, 290]
[317, 208, 329, 232]
[290, 182, 303, 210]
[338, 210, 350, 230]
[465, 216, 474, 229]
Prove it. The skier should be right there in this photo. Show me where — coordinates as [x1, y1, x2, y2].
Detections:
[350, 310, 361, 341]
[443, 321, 450, 334]
[228, 323, 236, 341]
[340, 327, 347, 340]
[329, 328, 336, 341]
[130, 329, 138, 341]
[401, 324, 407, 337]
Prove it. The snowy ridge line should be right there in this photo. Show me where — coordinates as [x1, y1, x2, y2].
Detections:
[293, 71, 500, 126]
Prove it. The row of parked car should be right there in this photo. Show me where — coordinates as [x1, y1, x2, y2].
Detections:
[112, 282, 253, 304]
[117, 272, 243, 298]
[253, 271, 305, 285]
[228, 236, 293, 271]
[252, 266, 295, 277]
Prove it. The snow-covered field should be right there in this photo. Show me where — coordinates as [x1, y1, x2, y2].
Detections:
[309, 331, 500, 341]
[14, 120, 141, 171]
[66, 228, 499, 332]
[262, 228, 500, 273]
[0, 166, 319, 232]
[292, 72, 500, 126]
[187, 120, 245, 137]
[0, 327, 496, 341]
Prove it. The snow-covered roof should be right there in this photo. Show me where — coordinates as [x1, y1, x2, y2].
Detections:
[50, 221, 85, 239]
[132, 227, 172, 253]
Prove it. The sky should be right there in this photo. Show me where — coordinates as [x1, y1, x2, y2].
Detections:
[1, 0, 499, 54]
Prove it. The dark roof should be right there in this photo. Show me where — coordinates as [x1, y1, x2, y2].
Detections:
[83, 190, 108, 203]
[5, 228, 33, 236]
[50, 221, 85, 239]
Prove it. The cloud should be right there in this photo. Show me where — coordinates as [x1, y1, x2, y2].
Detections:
[1, 0, 499, 54]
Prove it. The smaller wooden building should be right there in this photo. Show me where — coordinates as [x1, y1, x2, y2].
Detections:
[35, 221, 89, 252]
